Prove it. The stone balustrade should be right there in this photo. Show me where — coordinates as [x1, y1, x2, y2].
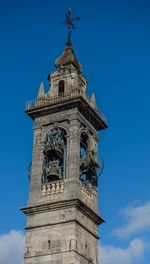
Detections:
[80, 183, 94, 200]
[42, 181, 64, 196]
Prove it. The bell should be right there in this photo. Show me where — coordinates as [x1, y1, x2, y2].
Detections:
[49, 162, 60, 180]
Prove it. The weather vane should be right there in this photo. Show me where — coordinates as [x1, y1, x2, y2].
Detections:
[61, 8, 80, 45]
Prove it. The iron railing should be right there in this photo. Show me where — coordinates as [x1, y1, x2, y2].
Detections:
[26, 87, 107, 125]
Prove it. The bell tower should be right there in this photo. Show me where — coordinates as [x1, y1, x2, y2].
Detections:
[21, 10, 107, 264]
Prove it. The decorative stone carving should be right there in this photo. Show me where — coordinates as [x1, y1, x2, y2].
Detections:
[42, 181, 64, 196]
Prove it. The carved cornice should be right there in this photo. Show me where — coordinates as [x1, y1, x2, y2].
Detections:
[20, 198, 104, 226]
[26, 97, 107, 131]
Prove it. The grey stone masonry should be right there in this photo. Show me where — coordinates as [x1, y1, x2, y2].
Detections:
[22, 55, 107, 263]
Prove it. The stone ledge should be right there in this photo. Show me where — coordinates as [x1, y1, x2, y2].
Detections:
[20, 198, 104, 226]
[26, 97, 107, 130]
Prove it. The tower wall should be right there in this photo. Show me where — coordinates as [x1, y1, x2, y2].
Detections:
[22, 39, 107, 264]
[24, 208, 99, 264]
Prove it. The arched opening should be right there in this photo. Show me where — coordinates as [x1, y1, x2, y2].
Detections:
[58, 80, 65, 95]
[80, 132, 99, 187]
[80, 132, 89, 184]
[42, 128, 67, 183]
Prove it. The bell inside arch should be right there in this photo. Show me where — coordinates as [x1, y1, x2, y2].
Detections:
[42, 128, 67, 183]
[49, 161, 61, 181]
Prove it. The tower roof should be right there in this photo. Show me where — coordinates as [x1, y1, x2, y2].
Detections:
[55, 40, 82, 72]
[25, 9, 107, 131]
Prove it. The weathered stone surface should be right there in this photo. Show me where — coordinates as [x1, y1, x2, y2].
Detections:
[22, 59, 106, 263]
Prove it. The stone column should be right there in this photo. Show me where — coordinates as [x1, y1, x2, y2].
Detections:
[68, 119, 80, 180]
[28, 125, 43, 205]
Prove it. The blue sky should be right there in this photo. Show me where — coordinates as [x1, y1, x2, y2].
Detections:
[0, 0, 150, 263]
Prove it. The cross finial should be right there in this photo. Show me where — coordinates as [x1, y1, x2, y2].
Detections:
[60, 8, 80, 45]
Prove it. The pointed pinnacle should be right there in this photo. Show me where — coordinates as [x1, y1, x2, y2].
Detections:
[37, 82, 45, 98]
[90, 93, 97, 109]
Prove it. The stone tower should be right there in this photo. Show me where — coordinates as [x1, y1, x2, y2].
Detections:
[21, 21, 107, 264]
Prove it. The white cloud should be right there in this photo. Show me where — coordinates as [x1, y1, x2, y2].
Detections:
[0, 230, 25, 264]
[100, 238, 145, 264]
[112, 200, 150, 238]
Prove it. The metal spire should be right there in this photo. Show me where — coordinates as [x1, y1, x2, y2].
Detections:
[60, 8, 80, 45]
